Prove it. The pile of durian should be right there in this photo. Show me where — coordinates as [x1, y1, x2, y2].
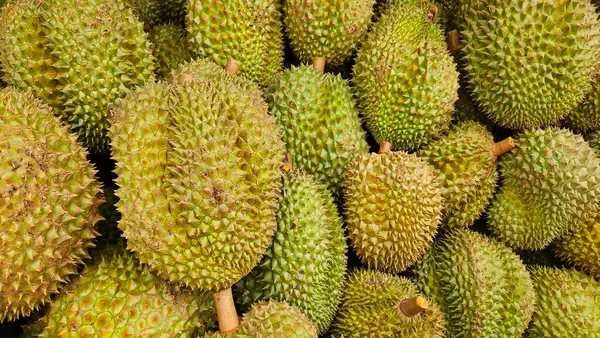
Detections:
[2, 0, 600, 336]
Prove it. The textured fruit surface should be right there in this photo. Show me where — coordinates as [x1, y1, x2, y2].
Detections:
[283, 0, 374, 66]
[418, 122, 498, 229]
[332, 269, 444, 338]
[344, 151, 443, 273]
[34, 247, 216, 337]
[186, 0, 284, 86]
[0, 88, 102, 321]
[459, 0, 600, 129]
[125, 0, 163, 29]
[564, 75, 600, 132]
[353, 0, 458, 150]
[527, 267, 600, 337]
[236, 172, 347, 334]
[555, 209, 600, 279]
[109, 60, 284, 291]
[0, 0, 155, 153]
[414, 230, 535, 337]
[265, 65, 368, 199]
[488, 128, 600, 250]
[205, 301, 318, 338]
[161, 0, 186, 25]
[148, 24, 193, 79]
[591, 131, 600, 152]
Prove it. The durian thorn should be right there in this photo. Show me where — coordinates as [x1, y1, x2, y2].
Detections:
[492, 137, 515, 157]
[214, 288, 240, 333]
[312, 57, 326, 72]
[399, 296, 429, 317]
[379, 141, 392, 154]
[282, 152, 293, 172]
[426, 5, 438, 23]
[224, 58, 241, 76]
[447, 30, 461, 53]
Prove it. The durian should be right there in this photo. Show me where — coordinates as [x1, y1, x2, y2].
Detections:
[564, 75, 600, 132]
[161, 0, 186, 26]
[148, 24, 194, 79]
[125, 0, 163, 30]
[555, 209, 600, 279]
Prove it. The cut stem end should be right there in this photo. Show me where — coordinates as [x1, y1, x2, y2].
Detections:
[399, 296, 429, 317]
[492, 137, 516, 157]
[379, 141, 392, 154]
[224, 58, 241, 76]
[312, 57, 326, 72]
[214, 288, 240, 333]
[447, 30, 461, 53]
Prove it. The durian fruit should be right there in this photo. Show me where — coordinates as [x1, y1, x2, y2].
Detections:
[0, 0, 155, 153]
[161, 0, 186, 26]
[343, 141, 443, 273]
[417, 122, 513, 229]
[125, 0, 163, 30]
[555, 209, 600, 279]
[0, 87, 102, 322]
[265, 61, 368, 199]
[148, 24, 194, 79]
[30, 247, 217, 337]
[590, 131, 600, 152]
[488, 128, 600, 250]
[283, 0, 375, 66]
[413, 229, 535, 337]
[353, 0, 459, 151]
[332, 269, 444, 338]
[564, 75, 600, 133]
[186, 0, 284, 86]
[527, 266, 600, 337]
[458, 0, 600, 129]
[236, 171, 347, 334]
[205, 301, 317, 338]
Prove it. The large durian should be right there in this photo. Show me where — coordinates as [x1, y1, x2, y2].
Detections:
[0, 0, 155, 153]
[332, 269, 444, 338]
[555, 209, 600, 279]
[458, 0, 600, 129]
[413, 229, 535, 337]
[0, 87, 102, 322]
[353, 0, 459, 150]
[236, 171, 347, 334]
[148, 24, 194, 79]
[488, 128, 600, 250]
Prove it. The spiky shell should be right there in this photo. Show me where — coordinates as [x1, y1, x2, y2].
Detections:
[555, 209, 600, 279]
[148, 24, 193, 79]
[109, 60, 284, 291]
[265, 65, 368, 199]
[488, 128, 600, 250]
[564, 75, 600, 132]
[459, 0, 600, 129]
[0, 88, 102, 322]
[186, 0, 284, 86]
[205, 301, 318, 338]
[343, 151, 443, 273]
[332, 270, 444, 338]
[0, 0, 155, 153]
[236, 171, 347, 334]
[124, 0, 163, 29]
[161, 0, 186, 25]
[526, 267, 600, 337]
[353, 0, 458, 150]
[590, 131, 600, 152]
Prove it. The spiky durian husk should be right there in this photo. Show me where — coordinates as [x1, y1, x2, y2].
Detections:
[332, 270, 444, 338]
[124, 0, 163, 30]
[564, 75, 600, 133]
[555, 209, 600, 279]
[413, 230, 535, 337]
[459, 0, 600, 129]
[353, 0, 458, 151]
[283, 0, 374, 66]
[0, 0, 155, 154]
[29, 247, 216, 337]
[186, 0, 284, 87]
[161, 0, 186, 25]
[418, 122, 497, 229]
[148, 24, 193, 79]
[488, 128, 600, 250]
[526, 267, 600, 337]
[109, 60, 284, 291]
[590, 131, 600, 152]
[0, 88, 102, 322]
[236, 171, 347, 334]
[265, 65, 368, 200]
[205, 301, 318, 338]
[94, 186, 123, 248]
[343, 151, 443, 273]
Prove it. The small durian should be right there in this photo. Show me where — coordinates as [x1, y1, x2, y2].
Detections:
[148, 24, 194, 79]
[555, 209, 600, 279]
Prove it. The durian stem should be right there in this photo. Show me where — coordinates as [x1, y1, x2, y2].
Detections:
[399, 296, 429, 317]
[312, 57, 326, 72]
[379, 141, 392, 154]
[447, 30, 461, 53]
[492, 137, 515, 157]
[224, 58, 241, 76]
[426, 5, 438, 23]
[214, 288, 240, 333]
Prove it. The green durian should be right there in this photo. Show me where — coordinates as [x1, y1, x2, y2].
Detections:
[459, 0, 600, 129]
[353, 0, 458, 150]
[332, 269, 445, 338]
[526, 266, 600, 337]
[148, 24, 193, 79]
[555, 209, 600, 279]
[564, 75, 600, 133]
[265, 64, 368, 199]
[205, 301, 317, 338]
[186, 0, 284, 86]
[125, 0, 163, 30]
[0, 0, 155, 153]
[283, 0, 375, 66]
[343, 143, 443, 273]
[590, 131, 600, 151]
[0, 87, 102, 322]
[161, 0, 186, 25]
[488, 128, 600, 250]
[413, 229, 535, 337]
[236, 171, 347, 334]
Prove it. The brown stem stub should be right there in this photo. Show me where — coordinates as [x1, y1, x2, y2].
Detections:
[379, 141, 392, 154]
[312, 57, 326, 72]
[426, 5, 438, 23]
[447, 30, 461, 53]
[224, 58, 241, 76]
[399, 296, 429, 317]
[214, 288, 240, 333]
[492, 137, 516, 157]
